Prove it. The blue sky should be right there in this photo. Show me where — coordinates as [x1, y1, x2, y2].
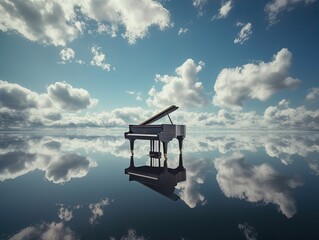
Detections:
[0, 0, 318, 130]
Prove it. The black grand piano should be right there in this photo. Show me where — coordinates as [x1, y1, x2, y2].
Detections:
[124, 105, 186, 161]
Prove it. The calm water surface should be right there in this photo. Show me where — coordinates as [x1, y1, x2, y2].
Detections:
[0, 131, 319, 239]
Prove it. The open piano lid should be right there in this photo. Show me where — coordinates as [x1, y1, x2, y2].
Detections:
[139, 105, 178, 125]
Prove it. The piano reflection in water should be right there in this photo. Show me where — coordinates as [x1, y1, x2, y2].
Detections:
[125, 154, 186, 201]
[124, 105, 186, 162]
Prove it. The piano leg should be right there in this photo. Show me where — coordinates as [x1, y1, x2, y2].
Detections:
[130, 155, 135, 167]
[178, 153, 184, 169]
[162, 141, 168, 160]
[164, 159, 168, 171]
[130, 139, 135, 156]
[177, 136, 184, 154]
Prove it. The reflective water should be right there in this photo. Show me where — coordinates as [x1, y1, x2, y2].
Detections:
[0, 131, 319, 239]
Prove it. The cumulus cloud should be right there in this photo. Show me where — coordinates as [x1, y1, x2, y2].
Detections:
[1, 80, 318, 130]
[214, 152, 304, 218]
[89, 198, 110, 224]
[0, 0, 83, 46]
[265, 0, 316, 25]
[59, 48, 75, 64]
[8, 221, 77, 240]
[264, 100, 319, 129]
[0, 80, 39, 110]
[213, 48, 300, 110]
[0, 0, 171, 46]
[48, 81, 98, 111]
[234, 22, 252, 44]
[80, 0, 171, 44]
[213, 0, 232, 20]
[178, 28, 188, 35]
[0, 80, 100, 129]
[306, 88, 319, 102]
[90, 46, 111, 71]
[147, 59, 208, 108]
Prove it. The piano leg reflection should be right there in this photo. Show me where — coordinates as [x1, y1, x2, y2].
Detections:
[125, 154, 186, 201]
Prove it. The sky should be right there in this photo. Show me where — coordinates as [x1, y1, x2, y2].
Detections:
[0, 0, 318, 130]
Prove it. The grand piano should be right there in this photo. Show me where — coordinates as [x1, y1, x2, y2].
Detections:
[124, 105, 186, 161]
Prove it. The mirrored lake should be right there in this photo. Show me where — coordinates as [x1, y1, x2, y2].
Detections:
[1, 130, 319, 239]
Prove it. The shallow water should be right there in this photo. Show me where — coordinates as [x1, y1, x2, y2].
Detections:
[0, 131, 319, 239]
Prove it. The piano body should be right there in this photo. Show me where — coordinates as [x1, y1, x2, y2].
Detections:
[124, 105, 186, 161]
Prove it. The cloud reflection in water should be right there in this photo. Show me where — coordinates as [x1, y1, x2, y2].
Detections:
[214, 152, 304, 218]
[0, 135, 96, 183]
[8, 221, 77, 240]
[0, 132, 318, 216]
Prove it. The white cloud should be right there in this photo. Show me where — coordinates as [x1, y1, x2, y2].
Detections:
[265, 0, 316, 25]
[80, 0, 171, 44]
[213, 48, 300, 110]
[0, 0, 83, 46]
[214, 152, 304, 218]
[59, 48, 75, 63]
[263, 100, 319, 129]
[192, 0, 207, 15]
[97, 23, 118, 38]
[0, 0, 171, 46]
[306, 88, 319, 102]
[193, 0, 207, 8]
[89, 198, 110, 224]
[213, 0, 232, 19]
[0, 80, 39, 110]
[147, 59, 208, 108]
[75, 59, 85, 65]
[1, 80, 318, 130]
[90, 46, 112, 71]
[8, 221, 77, 240]
[178, 28, 188, 35]
[126, 91, 135, 95]
[136, 92, 142, 101]
[48, 81, 98, 111]
[234, 22, 252, 44]
[0, 80, 100, 129]
[126, 91, 142, 101]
